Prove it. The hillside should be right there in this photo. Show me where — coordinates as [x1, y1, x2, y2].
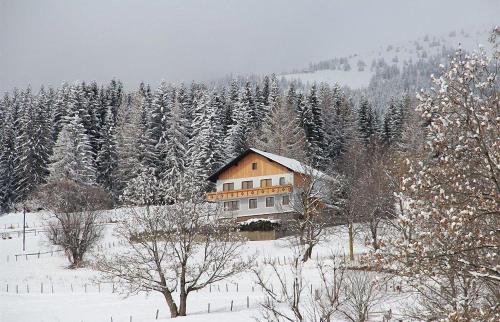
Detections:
[281, 27, 492, 90]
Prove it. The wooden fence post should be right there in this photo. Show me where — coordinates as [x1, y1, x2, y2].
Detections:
[208, 303, 210, 313]
[230, 300, 233, 311]
[155, 309, 159, 320]
[246, 296, 249, 308]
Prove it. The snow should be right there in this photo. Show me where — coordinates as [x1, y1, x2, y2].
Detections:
[281, 28, 492, 89]
[283, 69, 374, 89]
[0, 209, 407, 322]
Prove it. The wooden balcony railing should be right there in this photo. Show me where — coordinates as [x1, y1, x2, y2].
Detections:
[206, 184, 293, 201]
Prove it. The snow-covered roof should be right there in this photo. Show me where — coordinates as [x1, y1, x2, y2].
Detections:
[207, 148, 330, 182]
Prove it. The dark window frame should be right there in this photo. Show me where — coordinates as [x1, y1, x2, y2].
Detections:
[260, 178, 272, 187]
[223, 182, 234, 191]
[224, 200, 239, 211]
[242, 180, 253, 189]
[266, 196, 275, 207]
[249, 198, 257, 209]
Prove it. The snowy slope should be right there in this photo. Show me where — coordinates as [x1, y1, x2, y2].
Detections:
[282, 27, 492, 89]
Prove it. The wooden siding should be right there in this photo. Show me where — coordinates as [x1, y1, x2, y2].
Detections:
[218, 152, 291, 180]
[293, 172, 310, 188]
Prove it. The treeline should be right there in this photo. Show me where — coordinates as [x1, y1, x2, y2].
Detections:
[0, 75, 412, 212]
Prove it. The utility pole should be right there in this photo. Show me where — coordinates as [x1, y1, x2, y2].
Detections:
[22, 205, 26, 252]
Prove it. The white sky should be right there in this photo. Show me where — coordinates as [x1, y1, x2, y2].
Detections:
[0, 0, 498, 92]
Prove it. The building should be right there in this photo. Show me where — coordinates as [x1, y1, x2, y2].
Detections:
[206, 148, 328, 221]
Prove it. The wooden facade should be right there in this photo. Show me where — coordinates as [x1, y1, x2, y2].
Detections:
[217, 152, 291, 180]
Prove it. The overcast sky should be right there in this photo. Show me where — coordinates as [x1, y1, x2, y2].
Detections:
[1, 0, 498, 92]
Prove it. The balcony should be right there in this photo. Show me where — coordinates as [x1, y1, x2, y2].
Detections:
[206, 184, 293, 201]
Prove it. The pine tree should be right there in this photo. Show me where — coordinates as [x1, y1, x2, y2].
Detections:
[382, 98, 399, 144]
[49, 113, 97, 184]
[297, 84, 326, 167]
[256, 99, 306, 161]
[51, 84, 70, 142]
[158, 87, 189, 199]
[187, 89, 216, 193]
[322, 85, 355, 161]
[96, 106, 119, 198]
[224, 87, 252, 158]
[209, 91, 227, 168]
[0, 93, 19, 211]
[357, 97, 379, 145]
[15, 87, 52, 200]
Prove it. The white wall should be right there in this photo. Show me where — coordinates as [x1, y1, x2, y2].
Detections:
[222, 194, 294, 218]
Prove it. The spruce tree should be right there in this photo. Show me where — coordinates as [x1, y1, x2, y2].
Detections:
[49, 113, 97, 184]
[256, 99, 306, 161]
[0, 94, 18, 211]
[15, 87, 52, 200]
[96, 107, 119, 198]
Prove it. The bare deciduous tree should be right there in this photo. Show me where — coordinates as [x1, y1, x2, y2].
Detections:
[254, 252, 346, 322]
[339, 271, 384, 322]
[288, 167, 344, 262]
[35, 179, 111, 268]
[96, 182, 251, 318]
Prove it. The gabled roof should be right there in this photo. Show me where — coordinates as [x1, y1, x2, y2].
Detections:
[207, 148, 328, 182]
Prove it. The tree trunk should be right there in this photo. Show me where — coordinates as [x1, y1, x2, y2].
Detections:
[348, 222, 354, 261]
[178, 292, 188, 316]
[370, 220, 379, 250]
[302, 243, 313, 262]
[178, 264, 188, 316]
[162, 291, 179, 318]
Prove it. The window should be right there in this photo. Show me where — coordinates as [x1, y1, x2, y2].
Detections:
[224, 200, 239, 211]
[266, 197, 275, 207]
[279, 177, 286, 185]
[242, 181, 253, 189]
[252, 162, 257, 170]
[223, 182, 234, 191]
[249, 198, 257, 209]
[282, 195, 290, 205]
[260, 179, 272, 187]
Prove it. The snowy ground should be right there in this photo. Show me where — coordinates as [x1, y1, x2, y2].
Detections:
[0, 210, 410, 322]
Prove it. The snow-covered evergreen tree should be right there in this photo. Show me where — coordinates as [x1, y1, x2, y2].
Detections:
[49, 113, 96, 184]
[297, 84, 326, 167]
[96, 106, 119, 198]
[357, 97, 379, 145]
[186, 89, 216, 193]
[0, 93, 19, 211]
[224, 87, 252, 158]
[15, 87, 52, 200]
[158, 88, 190, 199]
[256, 99, 306, 161]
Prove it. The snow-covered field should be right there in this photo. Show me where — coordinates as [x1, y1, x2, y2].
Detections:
[0, 210, 409, 322]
